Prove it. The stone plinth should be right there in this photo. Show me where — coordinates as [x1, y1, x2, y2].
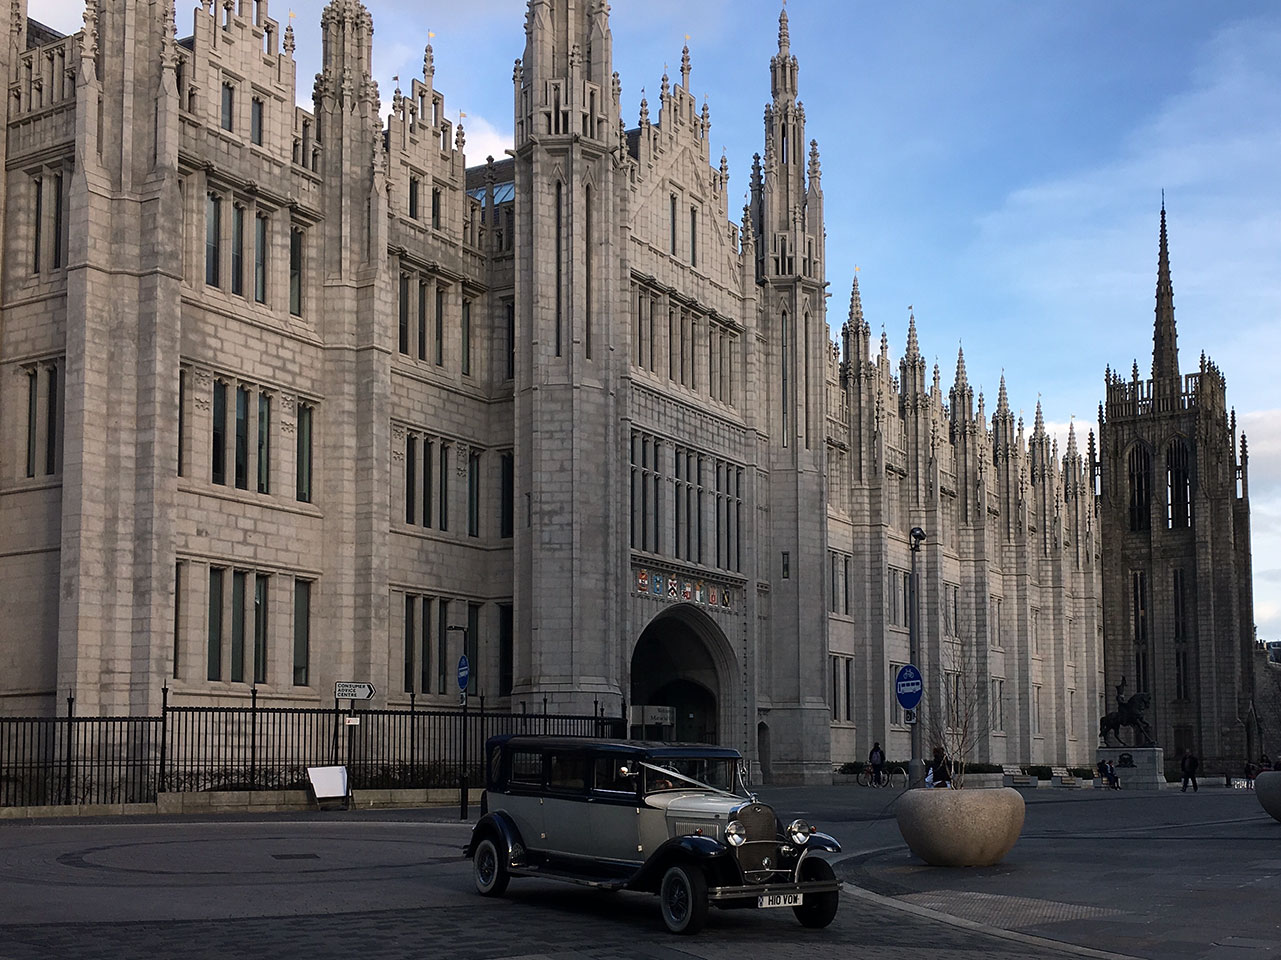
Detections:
[1097, 746, 1167, 790]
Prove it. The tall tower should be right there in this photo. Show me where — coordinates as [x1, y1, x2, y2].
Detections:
[749, 8, 830, 782]
[1098, 205, 1255, 768]
[511, 0, 624, 712]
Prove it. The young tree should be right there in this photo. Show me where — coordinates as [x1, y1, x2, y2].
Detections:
[923, 634, 983, 788]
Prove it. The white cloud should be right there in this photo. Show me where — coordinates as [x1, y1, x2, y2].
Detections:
[457, 113, 513, 165]
[28, 0, 84, 33]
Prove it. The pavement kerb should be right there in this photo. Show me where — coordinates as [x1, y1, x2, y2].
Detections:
[834, 848, 1142, 960]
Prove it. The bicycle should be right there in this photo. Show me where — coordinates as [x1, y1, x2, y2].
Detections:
[856, 764, 907, 788]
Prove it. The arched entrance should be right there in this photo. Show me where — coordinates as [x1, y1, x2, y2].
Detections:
[630, 604, 735, 744]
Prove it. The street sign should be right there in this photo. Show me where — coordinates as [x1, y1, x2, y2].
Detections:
[334, 681, 376, 701]
[895, 664, 923, 711]
[903, 709, 917, 725]
[457, 654, 470, 691]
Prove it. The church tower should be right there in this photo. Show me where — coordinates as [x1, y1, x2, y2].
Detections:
[511, 0, 625, 712]
[1098, 205, 1255, 769]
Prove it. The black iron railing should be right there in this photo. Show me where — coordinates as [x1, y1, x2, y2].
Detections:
[0, 690, 623, 806]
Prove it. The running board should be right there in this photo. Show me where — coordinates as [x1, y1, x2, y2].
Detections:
[509, 865, 630, 890]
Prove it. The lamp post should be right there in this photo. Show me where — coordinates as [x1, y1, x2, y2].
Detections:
[909, 526, 926, 787]
[446, 624, 469, 819]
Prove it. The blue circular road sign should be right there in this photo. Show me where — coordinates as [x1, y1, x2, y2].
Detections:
[457, 654, 471, 691]
[895, 664, 923, 711]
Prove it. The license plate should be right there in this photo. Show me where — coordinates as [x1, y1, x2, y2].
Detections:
[757, 893, 802, 908]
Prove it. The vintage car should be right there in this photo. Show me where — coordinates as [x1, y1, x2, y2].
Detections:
[464, 735, 841, 934]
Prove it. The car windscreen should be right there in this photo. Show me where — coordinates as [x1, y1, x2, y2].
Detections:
[645, 756, 738, 793]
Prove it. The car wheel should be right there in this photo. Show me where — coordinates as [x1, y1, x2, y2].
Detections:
[659, 863, 709, 934]
[793, 858, 839, 929]
[472, 836, 509, 897]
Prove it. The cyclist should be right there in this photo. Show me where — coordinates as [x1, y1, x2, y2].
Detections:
[868, 742, 885, 786]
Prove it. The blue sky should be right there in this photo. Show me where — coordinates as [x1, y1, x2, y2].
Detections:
[40, 1, 1281, 637]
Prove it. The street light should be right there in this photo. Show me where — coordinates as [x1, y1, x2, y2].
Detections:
[446, 624, 469, 819]
[909, 527, 926, 787]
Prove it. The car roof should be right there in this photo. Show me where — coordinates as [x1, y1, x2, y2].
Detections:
[486, 734, 742, 760]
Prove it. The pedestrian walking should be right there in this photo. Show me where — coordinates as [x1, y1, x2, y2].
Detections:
[1180, 749, 1199, 792]
[1104, 759, 1119, 789]
[868, 741, 885, 786]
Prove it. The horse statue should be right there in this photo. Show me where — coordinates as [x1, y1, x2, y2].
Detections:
[1099, 677, 1156, 747]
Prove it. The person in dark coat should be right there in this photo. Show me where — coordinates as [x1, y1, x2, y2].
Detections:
[868, 742, 885, 785]
[1180, 749, 1199, 792]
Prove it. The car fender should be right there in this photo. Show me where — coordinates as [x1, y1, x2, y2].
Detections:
[627, 834, 739, 892]
[465, 811, 524, 862]
[802, 831, 841, 854]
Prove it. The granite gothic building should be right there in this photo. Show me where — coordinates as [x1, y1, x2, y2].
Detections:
[0, 0, 1104, 781]
[1098, 206, 1255, 770]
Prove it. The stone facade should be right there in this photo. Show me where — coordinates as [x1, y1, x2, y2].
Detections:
[0, 0, 1102, 780]
[1098, 206, 1256, 771]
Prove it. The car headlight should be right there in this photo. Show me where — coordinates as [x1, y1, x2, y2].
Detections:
[725, 820, 747, 846]
[787, 819, 811, 845]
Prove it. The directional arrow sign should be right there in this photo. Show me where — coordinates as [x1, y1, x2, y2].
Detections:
[334, 681, 376, 701]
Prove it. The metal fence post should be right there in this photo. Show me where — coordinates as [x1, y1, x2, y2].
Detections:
[249, 686, 258, 791]
[409, 692, 416, 788]
[331, 699, 340, 765]
[158, 686, 169, 795]
[63, 691, 74, 807]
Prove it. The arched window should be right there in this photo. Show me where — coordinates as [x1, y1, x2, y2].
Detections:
[1166, 439, 1191, 529]
[1127, 445, 1152, 532]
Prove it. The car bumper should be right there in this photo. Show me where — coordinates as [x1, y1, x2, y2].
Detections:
[706, 879, 841, 902]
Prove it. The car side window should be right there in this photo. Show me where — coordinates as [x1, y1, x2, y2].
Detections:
[510, 750, 543, 787]
[593, 757, 636, 796]
[547, 753, 588, 792]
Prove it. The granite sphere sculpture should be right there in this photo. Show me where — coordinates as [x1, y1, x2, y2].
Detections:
[894, 786, 1026, 867]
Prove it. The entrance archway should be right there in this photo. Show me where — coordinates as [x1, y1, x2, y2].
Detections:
[630, 604, 735, 745]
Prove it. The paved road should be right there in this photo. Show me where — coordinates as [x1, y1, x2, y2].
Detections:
[0, 784, 1275, 960]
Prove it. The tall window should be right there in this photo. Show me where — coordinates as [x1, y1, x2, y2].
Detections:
[221, 82, 234, 131]
[212, 380, 227, 485]
[505, 301, 515, 379]
[436, 599, 449, 694]
[1166, 439, 1191, 529]
[234, 385, 249, 489]
[292, 578, 311, 685]
[398, 274, 410, 354]
[423, 440, 434, 528]
[44, 366, 59, 476]
[554, 182, 563, 356]
[420, 595, 433, 694]
[205, 194, 221, 287]
[500, 452, 514, 538]
[254, 575, 268, 683]
[439, 444, 450, 531]
[1131, 570, 1149, 691]
[231, 570, 247, 682]
[418, 280, 428, 362]
[780, 311, 789, 446]
[431, 187, 441, 229]
[990, 678, 1005, 732]
[461, 300, 472, 375]
[52, 174, 64, 268]
[1030, 608, 1040, 656]
[466, 603, 480, 695]
[669, 194, 678, 254]
[289, 226, 304, 316]
[467, 448, 481, 537]
[253, 213, 268, 303]
[689, 205, 697, 267]
[178, 370, 187, 476]
[1127, 445, 1152, 532]
[25, 369, 37, 477]
[403, 594, 416, 693]
[498, 603, 513, 697]
[296, 402, 313, 503]
[173, 562, 183, 679]
[406, 434, 418, 524]
[434, 287, 445, 365]
[584, 185, 593, 359]
[208, 567, 225, 681]
[990, 597, 1002, 647]
[1174, 568, 1190, 700]
[32, 176, 42, 272]
[257, 393, 271, 493]
[250, 97, 263, 145]
[1032, 684, 1042, 736]
[409, 177, 420, 219]
[231, 205, 245, 295]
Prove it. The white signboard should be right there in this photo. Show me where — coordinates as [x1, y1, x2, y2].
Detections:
[334, 681, 376, 700]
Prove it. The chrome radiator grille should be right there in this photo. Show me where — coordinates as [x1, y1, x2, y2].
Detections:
[733, 802, 778, 875]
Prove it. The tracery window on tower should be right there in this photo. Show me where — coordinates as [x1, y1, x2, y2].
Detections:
[1166, 438, 1191, 529]
[1127, 444, 1152, 532]
[781, 310, 789, 446]
[1131, 569, 1150, 692]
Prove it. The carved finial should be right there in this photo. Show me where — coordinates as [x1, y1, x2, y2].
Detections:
[997, 374, 1010, 416]
[681, 40, 691, 88]
[849, 272, 863, 323]
[1034, 399, 1046, 437]
[424, 38, 435, 79]
[778, 6, 790, 54]
[955, 344, 968, 390]
[639, 91, 649, 126]
[808, 139, 821, 182]
[284, 22, 295, 54]
[905, 309, 919, 358]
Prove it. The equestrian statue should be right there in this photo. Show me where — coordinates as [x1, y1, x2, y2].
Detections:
[1099, 676, 1157, 747]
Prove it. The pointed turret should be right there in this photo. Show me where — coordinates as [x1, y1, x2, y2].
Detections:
[680, 42, 691, 89]
[850, 273, 864, 324]
[1153, 200, 1180, 383]
[1033, 399, 1046, 438]
[955, 345, 968, 389]
[905, 310, 919, 358]
[996, 375, 1009, 416]
[770, 7, 798, 104]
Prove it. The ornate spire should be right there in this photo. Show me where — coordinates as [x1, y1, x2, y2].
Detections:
[996, 374, 1010, 416]
[955, 344, 968, 390]
[424, 43, 435, 80]
[1153, 199, 1179, 382]
[905, 309, 919, 358]
[1033, 399, 1046, 437]
[849, 274, 863, 324]
[680, 42, 691, 88]
[778, 6, 790, 55]
[808, 139, 821, 184]
[1066, 420, 1079, 459]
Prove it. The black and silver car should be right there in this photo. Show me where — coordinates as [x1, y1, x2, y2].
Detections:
[464, 735, 841, 934]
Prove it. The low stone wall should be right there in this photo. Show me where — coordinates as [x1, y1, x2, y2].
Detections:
[0, 787, 484, 819]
